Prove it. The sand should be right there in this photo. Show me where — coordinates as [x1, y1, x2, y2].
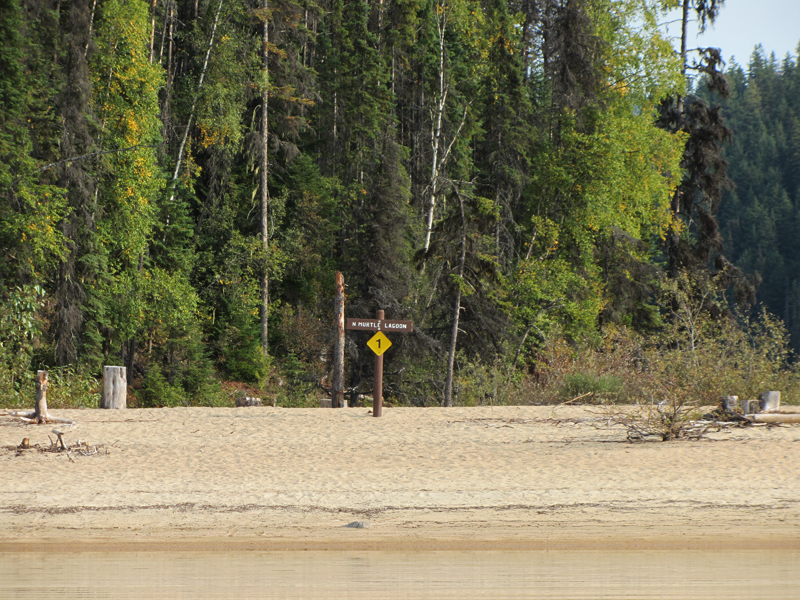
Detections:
[1, 405, 799, 552]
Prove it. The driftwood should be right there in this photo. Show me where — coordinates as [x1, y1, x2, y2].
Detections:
[5, 371, 74, 426]
[10, 432, 107, 461]
[235, 396, 262, 407]
[751, 413, 800, 424]
[51, 429, 67, 450]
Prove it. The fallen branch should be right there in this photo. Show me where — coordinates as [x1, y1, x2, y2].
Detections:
[6, 411, 75, 425]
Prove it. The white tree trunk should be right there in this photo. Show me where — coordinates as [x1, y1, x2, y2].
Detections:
[168, 0, 224, 203]
[424, 3, 448, 253]
[101, 366, 127, 409]
[332, 271, 346, 408]
[260, 0, 270, 356]
[444, 190, 467, 407]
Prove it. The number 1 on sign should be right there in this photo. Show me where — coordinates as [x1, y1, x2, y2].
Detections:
[367, 331, 391, 356]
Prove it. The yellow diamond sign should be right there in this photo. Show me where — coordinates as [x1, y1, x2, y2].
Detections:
[367, 331, 392, 356]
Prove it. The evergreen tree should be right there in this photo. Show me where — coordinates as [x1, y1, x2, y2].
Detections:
[655, 0, 753, 311]
[715, 45, 800, 348]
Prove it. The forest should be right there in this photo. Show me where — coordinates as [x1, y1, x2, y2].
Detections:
[1, 0, 799, 409]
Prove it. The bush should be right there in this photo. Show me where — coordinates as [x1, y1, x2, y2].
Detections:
[140, 364, 185, 407]
[44, 366, 100, 409]
[452, 353, 511, 406]
[0, 286, 44, 407]
[513, 306, 800, 410]
[217, 324, 271, 386]
[272, 352, 320, 407]
[559, 371, 624, 403]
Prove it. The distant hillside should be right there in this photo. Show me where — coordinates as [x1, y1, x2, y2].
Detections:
[713, 45, 800, 346]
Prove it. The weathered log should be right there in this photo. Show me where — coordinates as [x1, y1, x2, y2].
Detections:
[235, 396, 262, 407]
[320, 398, 332, 408]
[101, 366, 127, 409]
[759, 391, 781, 413]
[751, 413, 800, 424]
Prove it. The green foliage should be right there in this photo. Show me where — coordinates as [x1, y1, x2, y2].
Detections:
[273, 352, 319, 407]
[0, 286, 45, 404]
[0, 0, 67, 283]
[714, 48, 800, 349]
[2, 0, 797, 412]
[92, 0, 164, 266]
[451, 352, 511, 406]
[45, 366, 101, 409]
[218, 325, 271, 386]
[560, 371, 624, 403]
[140, 363, 185, 408]
[515, 300, 799, 410]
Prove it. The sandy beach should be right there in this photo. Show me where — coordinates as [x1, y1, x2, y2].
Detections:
[1, 405, 799, 552]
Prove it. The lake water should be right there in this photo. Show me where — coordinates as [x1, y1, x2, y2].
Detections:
[1, 549, 798, 599]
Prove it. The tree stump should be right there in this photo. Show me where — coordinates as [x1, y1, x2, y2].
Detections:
[742, 400, 758, 415]
[722, 395, 739, 412]
[759, 391, 781, 413]
[101, 366, 127, 409]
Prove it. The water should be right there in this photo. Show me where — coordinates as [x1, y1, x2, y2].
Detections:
[1, 550, 798, 599]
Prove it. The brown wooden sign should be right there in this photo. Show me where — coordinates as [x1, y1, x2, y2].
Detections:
[346, 318, 413, 333]
[342, 310, 413, 418]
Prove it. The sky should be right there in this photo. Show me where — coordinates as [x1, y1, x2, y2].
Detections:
[661, 0, 800, 69]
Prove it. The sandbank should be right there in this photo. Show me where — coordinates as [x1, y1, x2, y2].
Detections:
[1, 406, 798, 552]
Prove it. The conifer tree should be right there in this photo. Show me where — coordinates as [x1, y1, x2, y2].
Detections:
[655, 0, 750, 307]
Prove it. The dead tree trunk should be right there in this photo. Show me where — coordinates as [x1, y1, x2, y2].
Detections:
[6, 370, 74, 425]
[332, 271, 346, 408]
[101, 366, 127, 409]
[33, 370, 49, 423]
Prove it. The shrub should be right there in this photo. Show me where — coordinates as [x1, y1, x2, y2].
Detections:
[44, 366, 100, 409]
[559, 371, 624, 403]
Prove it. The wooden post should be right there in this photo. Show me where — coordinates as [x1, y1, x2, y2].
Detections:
[373, 309, 384, 418]
[34, 370, 49, 423]
[101, 366, 127, 409]
[333, 271, 346, 408]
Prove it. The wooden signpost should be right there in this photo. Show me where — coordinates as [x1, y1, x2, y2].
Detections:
[345, 309, 413, 417]
[332, 273, 413, 416]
